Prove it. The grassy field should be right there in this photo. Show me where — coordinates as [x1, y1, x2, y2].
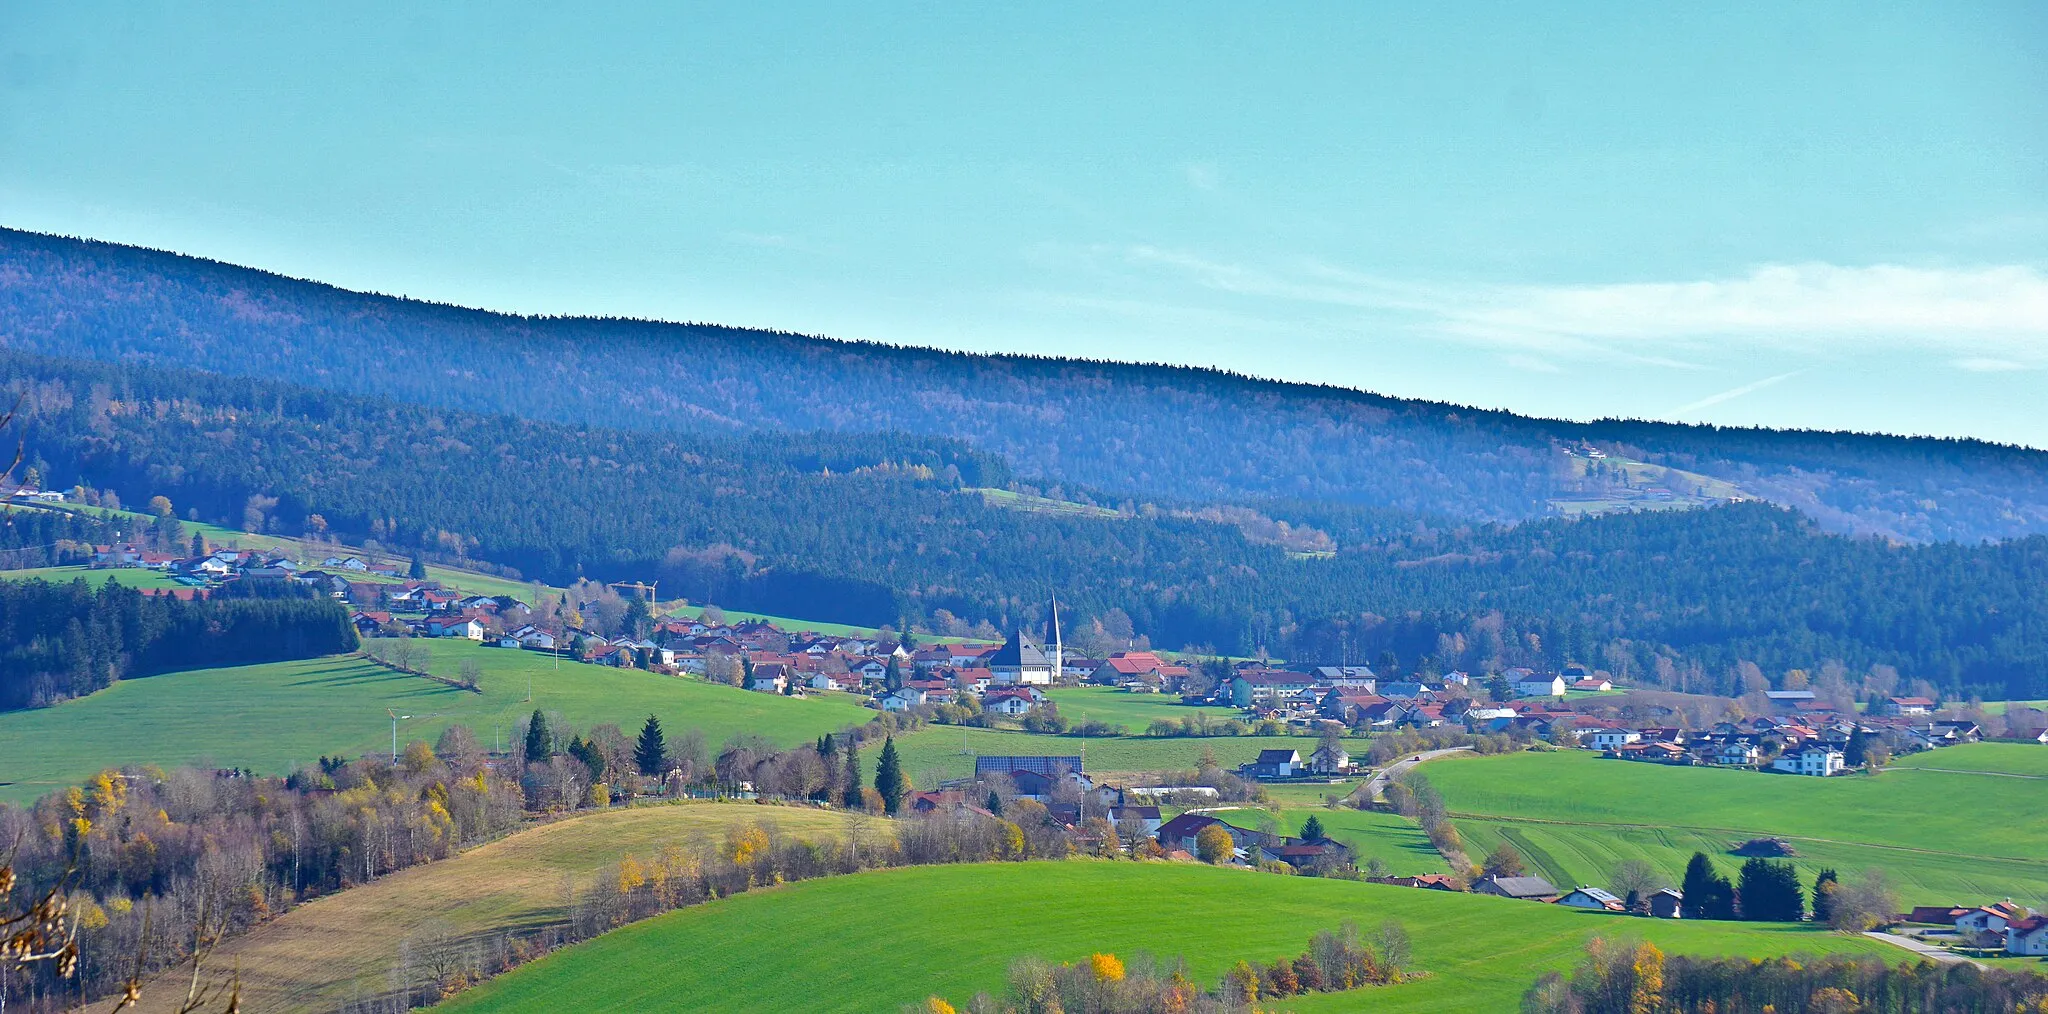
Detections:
[130, 802, 863, 1014]
[438, 861, 1891, 1014]
[1419, 749, 2048, 905]
[1042, 685, 1247, 730]
[0, 641, 871, 804]
[0, 564, 186, 589]
[872, 726, 1329, 789]
[1890, 742, 2048, 777]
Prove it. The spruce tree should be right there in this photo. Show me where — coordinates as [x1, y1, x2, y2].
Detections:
[986, 789, 1004, 815]
[841, 743, 863, 808]
[569, 734, 604, 781]
[1812, 869, 1840, 923]
[523, 708, 551, 763]
[409, 555, 427, 580]
[1844, 727, 1867, 767]
[1682, 852, 1736, 920]
[634, 714, 667, 776]
[1301, 814, 1327, 841]
[876, 736, 906, 814]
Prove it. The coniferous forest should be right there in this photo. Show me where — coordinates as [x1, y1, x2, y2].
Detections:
[0, 577, 358, 709]
[5, 349, 2046, 699]
[5, 227, 2048, 544]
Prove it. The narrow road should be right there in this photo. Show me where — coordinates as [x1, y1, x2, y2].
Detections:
[1363, 747, 1472, 801]
[1865, 931, 1987, 968]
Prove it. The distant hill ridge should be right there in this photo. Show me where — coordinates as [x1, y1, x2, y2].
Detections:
[3, 226, 2045, 542]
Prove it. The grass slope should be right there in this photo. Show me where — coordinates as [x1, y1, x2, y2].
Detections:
[1890, 742, 2048, 777]
[439, 861, 1890, 1014]
[0, 642, 869, 803]
[1423, 749, 2048, 904]
[0, 564, 185, 589]
[1042, 686, 1247, 730]
[130, 802, 860, 1014]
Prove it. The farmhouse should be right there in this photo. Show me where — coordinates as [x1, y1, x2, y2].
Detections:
[1514, 673, 1567, 698]
[1589, 729, 1641, 751]
[424, 616, 485, 640]
[1242, 749, 1302, 780]
[1880, 696, 1936, 716]
[1571, 677, 1614, 692]
[1557, 887, 1626, 912]
[1472, 875, 1560, 901]
[1306, 742, 1350, 775]
[2008, 916, 2048, 956]
[1648, 889, 1684, 919]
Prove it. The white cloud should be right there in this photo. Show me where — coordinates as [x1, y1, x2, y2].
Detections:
[1115, 249, 2048, 367]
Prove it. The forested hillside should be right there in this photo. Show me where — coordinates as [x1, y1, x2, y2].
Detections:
[4, 228, 2046, 542]
[8, 350, 2046, 699]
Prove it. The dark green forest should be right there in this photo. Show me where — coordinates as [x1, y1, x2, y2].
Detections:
[5, 228, 2047, 542]
[0, 577, 358, 709]
[8, 350, 2047, 699]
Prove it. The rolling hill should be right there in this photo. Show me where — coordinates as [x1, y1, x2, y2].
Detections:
[5, 227, 2048, 543]
[433, 860, 1892, 1013]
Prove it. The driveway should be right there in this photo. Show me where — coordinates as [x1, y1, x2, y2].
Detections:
[1865, 930, 1987, 968]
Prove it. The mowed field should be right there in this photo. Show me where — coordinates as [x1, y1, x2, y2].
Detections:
[1890, 742, 2048, 777]
[131, 802, 863, 1014]
[1421, 748, 2048, 904]
[1042, 685, 1245, 730]
[438, 861, 1890, 1014]
[0, 642, 870, 803]
[0, 564, 186, 589]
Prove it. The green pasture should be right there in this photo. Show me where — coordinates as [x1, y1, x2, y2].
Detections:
[1889, 742, 2048, 777]
[1416, 749, 2048, 905]
[1043, 685, 1248, 730]
[0, 641, 870, 804]
[0, 564, 184, 589]
[437, 861, 1890, 1014]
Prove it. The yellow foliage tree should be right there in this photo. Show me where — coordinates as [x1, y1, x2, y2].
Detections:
[921, 998, 956, 1014]
[727, 823, 770, 866]
[618, 856, 647, 893]
[1630, 941, 1665, 1014]
[1089, 953, 1125, 982]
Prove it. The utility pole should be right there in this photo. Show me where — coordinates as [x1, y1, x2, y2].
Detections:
[388, 708, 409, 762]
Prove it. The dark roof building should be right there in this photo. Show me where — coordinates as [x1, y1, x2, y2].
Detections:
[975, 755, 1083, 779]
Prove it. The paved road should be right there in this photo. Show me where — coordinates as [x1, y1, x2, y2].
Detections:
[1362, 747, 1472, 801]
[1865, 931, 1987, 968]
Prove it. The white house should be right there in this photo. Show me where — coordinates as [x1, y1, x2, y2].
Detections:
[1590, 729, 1642, 751]
[1957, 906, 2016, 936]
[1713, 741, 1762, 766]
[983, 689, 1039, 716]
[2007, 916, 2048, 956]
[1770, 747, 1844, 777]
[1515, 674, 1568, 698]
[427, 617, 485, 641]
[1556, 887, 1625, 912]
[987, 630, 1055, 685]
[1307, 743, 1350, 774]
[878, 687, 927, 712]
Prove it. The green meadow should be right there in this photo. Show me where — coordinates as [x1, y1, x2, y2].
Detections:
[1889, 742, 2048, 777]
[0, 641, 869, 804]
[1043, 685, 1249, 730]
[1417, 748, 2048, 905]
[0, 564, 185, 589]
[437, 861, 1891, 1014]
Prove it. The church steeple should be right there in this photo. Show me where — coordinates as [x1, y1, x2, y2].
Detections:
[1044, 594, 1064, 681]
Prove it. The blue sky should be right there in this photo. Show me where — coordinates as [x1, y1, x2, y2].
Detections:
[4, 3, 2045, 445]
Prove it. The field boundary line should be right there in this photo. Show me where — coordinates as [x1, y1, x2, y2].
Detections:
[1444, 812, 2046, 866]
[1892, 766, 2046, 781]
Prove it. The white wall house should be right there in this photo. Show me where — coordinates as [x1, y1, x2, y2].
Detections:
[1590, 730, 1642, 751]
[1770, 748, 1844, 776]
[1515, 674, 1567, 697]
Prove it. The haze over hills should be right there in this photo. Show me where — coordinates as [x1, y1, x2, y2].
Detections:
[3, 227, 2046, 543]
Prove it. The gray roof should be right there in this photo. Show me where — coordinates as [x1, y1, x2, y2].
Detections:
[1484, 875, 1560, 898]
[988, 630, 1050, 669]
[1570, 887, 1622, 904]
[975, 755, 1082, 778]
[1255, 749, 1301, 764]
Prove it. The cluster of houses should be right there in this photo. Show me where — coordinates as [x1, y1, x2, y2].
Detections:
[1578, 703, 2015, 777]
[1902, 901, 2048, 956]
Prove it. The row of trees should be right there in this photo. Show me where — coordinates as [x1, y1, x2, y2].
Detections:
[1523, 939, 2048, 1013]
[0, 576, 359, 710]
[918, 922, 1415, 1014]
[1677, 854, 1895, 929]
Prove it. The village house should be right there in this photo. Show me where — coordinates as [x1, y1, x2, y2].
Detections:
[1556, 887, 1626, 912]
[1648, 889, 1684, 919]
[424, 616, 485, 640]
[1514, 673, 1567, 698]
[1571, 677, 1614, 692]
[1771, 746, 1845, 777]
[746, 662, 791, 694]
[1242, 748, 1302, 780]
[1306, 742, 1350, 775]
[1880, 696, 1936, 717]
[1589, 729, 1642, 751]
[982, 688, 1042, 716]
[2007, 916, 2048, 956]
[987, 630, 1055, 686]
